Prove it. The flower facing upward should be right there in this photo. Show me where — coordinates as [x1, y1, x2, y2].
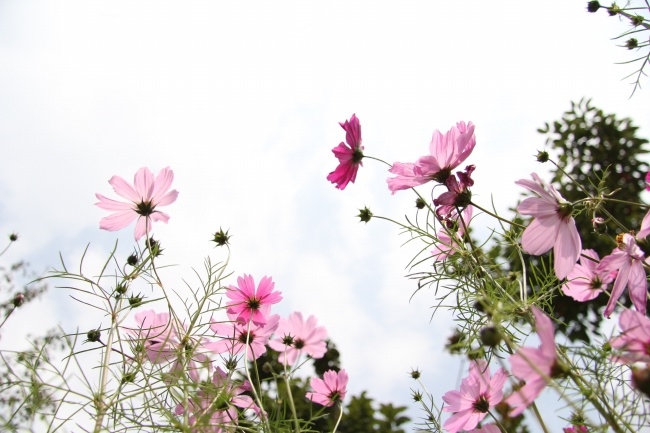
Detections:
[515, 173, 581, 280]
[268, 312, 328, 365]
[306, 369, 348, 407]
[96, 167, 178, 240]
[327, 114, 364, 190]
[386, 121, 476, 194]
[505, 306, 560, 416]
[610, 308, 650, 364]
[226, 274, 283, 326]
[597, 233, 649, 318]
[562, 249, 614, 302]
[442, 359, 507, 433]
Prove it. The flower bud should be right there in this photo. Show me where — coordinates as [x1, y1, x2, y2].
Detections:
[536, 150, 549, 163]
[415, 198, 426, 209]
[410, 369, 421, 379]
[626, 38, 638, 50]
[129, 295, 143, 308]
[12, 293, 25, 307]
[212, 228, 231, 246]
[480, 325, 502, 347]
[357, 207, 373, 223]
[586, 1, 600, 12]
[632, 366, 650, 398]
[608, 3, 620, 16]
[9, 233, 18, 242]
[631, 15, 645, 26]
[86, 329, 101, 343]
[127, 253, 139, 266]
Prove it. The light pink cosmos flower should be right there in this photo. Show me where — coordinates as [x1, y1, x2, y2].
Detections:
[306, 369, 348, 407]
[226, 274, 283, 326]
[387, 121, 476, 194]
[442, 359, 507, 433]
[505, 306, 559, 416]
[96, 167, 178, 240]
[597, 233, 649, 318]
[327, 114, 364, 190]
[515, 173, 581, 280]
[609, 308, 650, 364]
[268, 312, 328, 365]
[128, 310, 208, 382]
[175, 366, 261, 433]
[431, 206, 473, 261]
[562, 249, 614, 302]
[208, 311, 280, 361]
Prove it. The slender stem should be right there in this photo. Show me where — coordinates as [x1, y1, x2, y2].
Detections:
[469, 201, 526, 229]
[331, 403, 344, 433]
[362, 155, 392, 167]
[530, 402, 550, 433]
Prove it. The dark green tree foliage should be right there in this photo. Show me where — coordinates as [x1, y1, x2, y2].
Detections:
[496, 99, 649, 342]
[248, 340, 409, 432]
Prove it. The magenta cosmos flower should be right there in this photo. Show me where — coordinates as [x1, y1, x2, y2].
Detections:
[597, 233, 649, 318]
[610, 308, 650, 364]
[515, 173, 581, 280]
[562, 249, 614, 302]
[175, 367, 261, 433]
[306, 369, 348, 407]
[268, 312, 328, 365]
[441, 359, 507, 433]
[386, 121, 476, 194]
[95, 167, 178, 240]
[505, 306, 560, 416]
[208, 311, 279, 361]
[226, 274, 283, 326]
[326, 114, 364, 190]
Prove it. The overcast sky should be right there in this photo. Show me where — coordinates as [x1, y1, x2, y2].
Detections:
[1, 1, 650, 432]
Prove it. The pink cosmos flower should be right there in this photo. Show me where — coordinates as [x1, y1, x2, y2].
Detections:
[597, 233, 649, 318]
[387, 121, 476, 194]
[645, 171, 650, 191]
[306, 369, 348, 407]
[128, 310, 208, 382]
[610, 308, 650, 364]
[96, 167, 178, 240]
[468, 425, 500, 433]
[562, 249, 614, 302]
[268, 312, 328, 365]
[515, 173, 582, 280]
[505, 306, 559, 416]
[208, 311, 280, 361]
[327, 114, 364, 190]
[431, 206, 473, 261]
[226, 274, 283, 326]
[442, 359, 507, 433]
[175, 366, 261, 433]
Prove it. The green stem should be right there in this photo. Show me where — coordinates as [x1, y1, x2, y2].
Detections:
[469, 201, 526, 229]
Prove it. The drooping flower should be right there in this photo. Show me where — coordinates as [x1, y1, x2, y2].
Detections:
[127, 310, 208, 382]
[175, 366, 261, 433]
[208, 311, 280, 361]
[515, 173, 581, 280]
[268, 312, 328, 365]
[609, 308, 650, 364]
[597, 233, 649, 318]
[96, 167, 178, 240]
[562, 249, 614, 302]
[226, 274, 283, 326]
[442, 359, 507, 433]
[431, 206, 473, 261]
[327, 114, 364, 190]
[433, 165, 475, 211]
[306, 369, 348, 407]
[505, 306, 561, 416]
[387, 121, 476, 194]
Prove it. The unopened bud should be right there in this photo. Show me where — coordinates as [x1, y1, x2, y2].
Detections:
[536, 150, 549, 163]
[9, 233, 18, 242]
[415, 198, 426, 209]
[12, 293, 25, 307]
[127, 253, 139, 266]
[586, 1, 600, 12]
[480, 325, 502, 347]
[212, 228, 232, 246]
[357, 207, 373, 223]
[86, 329, 101, 343]
[632, 366, 650, 398]
[626, 38, 638, 50]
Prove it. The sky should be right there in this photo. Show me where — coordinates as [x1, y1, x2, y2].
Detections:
[1, 1, 650, 432]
